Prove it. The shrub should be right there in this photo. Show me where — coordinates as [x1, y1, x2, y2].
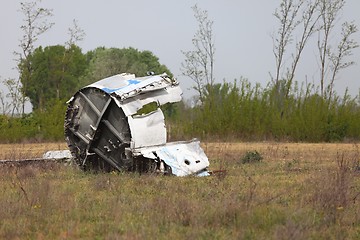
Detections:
[241, 151, 263, 164]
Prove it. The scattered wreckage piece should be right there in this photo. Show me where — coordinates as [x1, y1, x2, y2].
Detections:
[43, 150, 72, 160]
[64, 73, 210, 176]
[0, 150, 71, 166]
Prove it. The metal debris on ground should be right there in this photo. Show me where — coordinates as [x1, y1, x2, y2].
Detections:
[64, 73, 210, 176]
[43, 150, 72, 160]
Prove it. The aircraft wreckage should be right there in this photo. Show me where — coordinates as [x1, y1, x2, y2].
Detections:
[64, 73, 210, 176]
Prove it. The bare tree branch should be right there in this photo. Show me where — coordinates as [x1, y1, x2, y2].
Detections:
[272, 0, 304, 86]
[286, 0, 321, 94]
[181, 4, 215, 103]
[66, 19, 86, 48]
[13, 0, 54, 116]
[327, 21, 359, 100]
[3, 78, 22, 116]
[317, 0, 344, 97]
[0, 77, 11, 115]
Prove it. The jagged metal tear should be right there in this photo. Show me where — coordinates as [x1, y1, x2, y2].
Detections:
[134, 140, 210, 177]
[64, 73, 210, 176]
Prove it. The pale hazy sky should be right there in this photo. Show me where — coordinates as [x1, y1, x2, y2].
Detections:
[1, 0, 360, 106]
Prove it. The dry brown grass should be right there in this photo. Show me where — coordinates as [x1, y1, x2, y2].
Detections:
[0, 141, 355, 161]
[0, 141, 359, 239]
[0, 142, 67, 160]
[203, 141, 359, 172]
[203, 141, 357, 160]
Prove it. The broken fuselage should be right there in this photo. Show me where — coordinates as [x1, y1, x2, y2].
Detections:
[64, 73, 209, 176]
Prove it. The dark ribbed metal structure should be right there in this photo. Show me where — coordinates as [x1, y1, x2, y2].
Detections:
[64, 87, 133, 172]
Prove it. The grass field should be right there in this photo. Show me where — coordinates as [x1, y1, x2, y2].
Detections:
[0, 142, 67, 160]
[1, 142, 360, 239]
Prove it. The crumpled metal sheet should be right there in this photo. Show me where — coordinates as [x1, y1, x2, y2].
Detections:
[64, 72, 210, 176]
[43, 150, 72, 159]
[89, 73, 182, 116]
[85, 73, 181, 149]
[127, 109, 166, 148]
[133, 139, 209, 176]
[119, 86, 182, 116]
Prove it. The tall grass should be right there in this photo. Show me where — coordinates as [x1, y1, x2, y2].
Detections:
[1, 142, 359, 239]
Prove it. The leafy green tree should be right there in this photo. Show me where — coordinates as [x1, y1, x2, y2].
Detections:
[20, 44, 87, 111]
[80, 47, 172, 86]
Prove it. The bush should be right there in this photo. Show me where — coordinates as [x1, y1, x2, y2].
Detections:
[241, 151, 263, 164]
[176, 79, 360, 142]
[34, 99, 67, 141]
[0, 100, 67, 143]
